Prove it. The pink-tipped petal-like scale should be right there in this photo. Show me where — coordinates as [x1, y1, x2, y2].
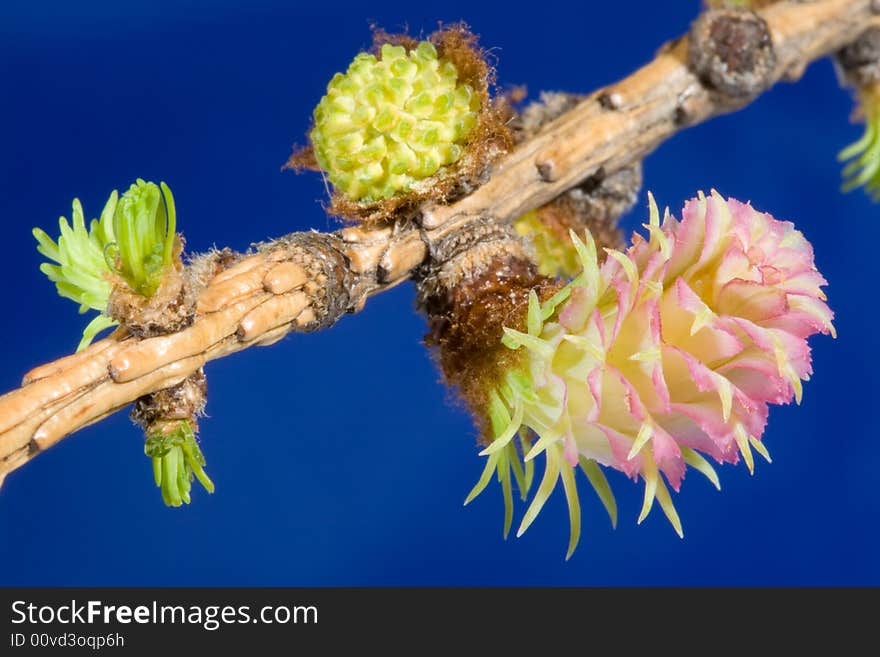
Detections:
[467, 192, 834, 557]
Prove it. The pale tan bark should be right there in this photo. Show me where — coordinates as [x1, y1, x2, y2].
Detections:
[0, 0, 876, 485]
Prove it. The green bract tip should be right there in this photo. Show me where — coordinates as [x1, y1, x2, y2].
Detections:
[108, 179, 177, 297]
[33, 193, 120, 350]
[839, 87, 880, 201]
[144, 420, 214, 507]
[310, 41, 480, 202]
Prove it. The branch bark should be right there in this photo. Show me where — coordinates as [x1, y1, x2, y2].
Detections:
[1, 0, 876, 485]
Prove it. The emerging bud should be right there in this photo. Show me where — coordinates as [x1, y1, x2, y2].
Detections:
[134, 370, 213, 507]
[513, 167, 639, 278]
[108, 179, 178, 297]
[33, 179, 182, 349]
[515, 209, 583, 279]
[144, 420, 214, 507]
[310, 41, 480, 202]
[469, 192, 834, 558]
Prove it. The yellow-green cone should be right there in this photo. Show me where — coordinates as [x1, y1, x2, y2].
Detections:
[310, 41, 480, 202]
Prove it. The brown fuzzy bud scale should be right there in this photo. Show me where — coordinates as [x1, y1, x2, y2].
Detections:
[107, 268, 194, 338]
[417, 226, 561, 438]
[265, 232, 353, 330]
[105, 235, 202, 339]
[131, 369, 207, 436]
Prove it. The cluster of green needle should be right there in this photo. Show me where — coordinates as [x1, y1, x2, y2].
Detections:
[144, 421, 215, 507]
[840, 88, 880, 201]
[33, 179, 177, 349]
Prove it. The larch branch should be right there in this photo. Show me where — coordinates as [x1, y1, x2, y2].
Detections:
[0, 0, 876, 484]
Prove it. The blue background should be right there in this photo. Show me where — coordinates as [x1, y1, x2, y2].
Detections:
[0, 0, 876, 585]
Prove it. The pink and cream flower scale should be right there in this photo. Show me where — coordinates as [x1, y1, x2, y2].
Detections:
[467, 191, 835, 558]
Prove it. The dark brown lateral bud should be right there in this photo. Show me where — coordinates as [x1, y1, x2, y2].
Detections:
[689, 8, 776, 98]
[836, 27, 880, 87]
